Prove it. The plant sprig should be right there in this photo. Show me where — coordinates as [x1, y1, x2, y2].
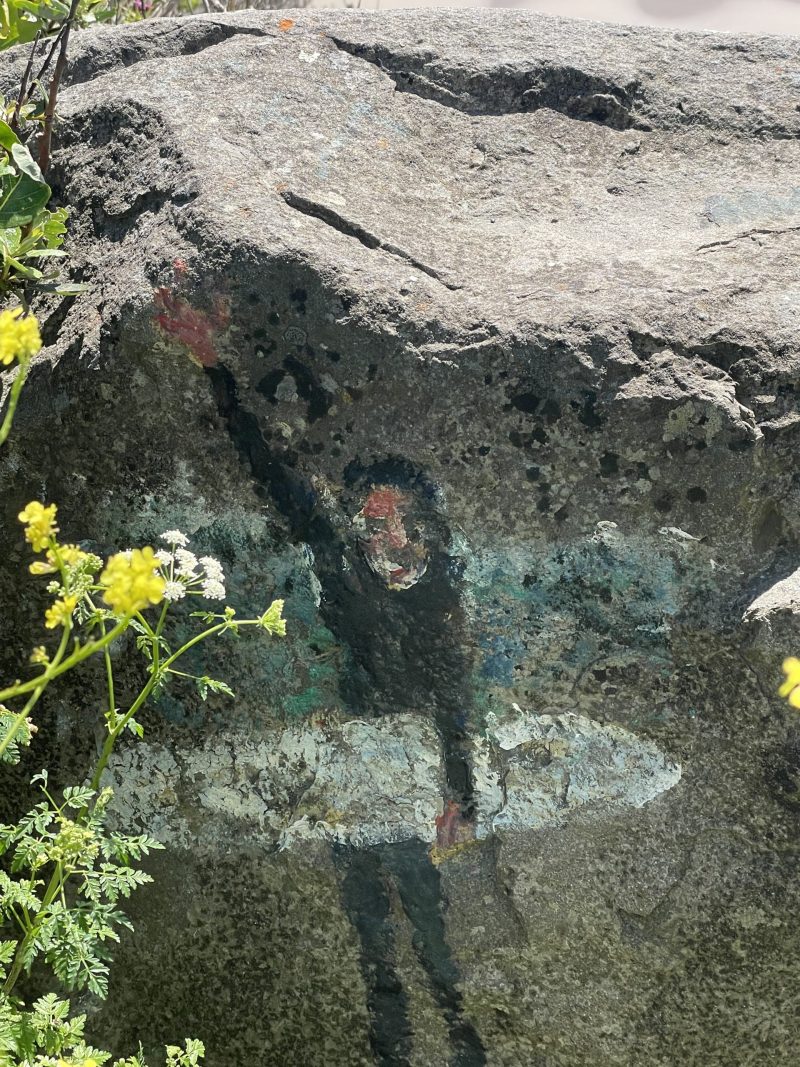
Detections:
[0, 451, 287, 1065]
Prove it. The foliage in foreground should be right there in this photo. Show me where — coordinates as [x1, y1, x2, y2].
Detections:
[0, 0, 297, 1055]
[1, 318, 287, 1064]
[0, 118, 70, 293]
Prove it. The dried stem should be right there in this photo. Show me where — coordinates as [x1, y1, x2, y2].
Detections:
[11, 32, 40, 133]
[37, 0, 81, 175]
[34, 20, 69, 88]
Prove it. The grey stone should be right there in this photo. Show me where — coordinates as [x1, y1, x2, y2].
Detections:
[2, 8, 800, 1066]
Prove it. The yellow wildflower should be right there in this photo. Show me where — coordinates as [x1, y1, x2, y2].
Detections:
[780, 657, 800, 708]
[45, 595, 77, 630]
[29, 559, 56, 575]
[31, 545, 89, 576]
[18, 501, 58, 552]
[100, 547, 165, 615]
[56, 544, 88, 566]
[29, 645, 49, 665]
[0, 307, 41, 366]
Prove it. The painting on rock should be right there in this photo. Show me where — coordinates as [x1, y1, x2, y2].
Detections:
[2, 7, 800, 1065]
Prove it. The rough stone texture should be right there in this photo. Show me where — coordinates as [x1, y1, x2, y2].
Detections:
[2, 8, 800, 1066]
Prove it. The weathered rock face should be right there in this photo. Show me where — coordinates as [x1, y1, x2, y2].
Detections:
[2, 8, 800, 1065]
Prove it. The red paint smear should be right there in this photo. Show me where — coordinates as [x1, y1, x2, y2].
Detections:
[154, 287, 229, 369]
[361, 487, 409, 550]
[435, 800, 474, 849]
[362, 487, 404, 520]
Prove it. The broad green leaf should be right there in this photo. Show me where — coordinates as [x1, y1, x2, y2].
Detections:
[35, 280, 89, 295]
[0, 170, 50, 228]
[0, 119, 18, 150]
[4, 255, 41, 277]
[20, 247, 66, 258]
[11, 140, 45, 184]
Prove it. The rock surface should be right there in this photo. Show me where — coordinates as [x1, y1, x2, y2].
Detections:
[2, 8, 800, 1066]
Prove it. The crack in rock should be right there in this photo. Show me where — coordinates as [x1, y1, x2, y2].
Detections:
[0, 16, 275, 98]
[280, 189, 462, 291]
[328, 34, 640, 129]
[696, 225, 800, 253]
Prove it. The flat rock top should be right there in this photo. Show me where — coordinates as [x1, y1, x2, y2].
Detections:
[37, 8, 800, 350]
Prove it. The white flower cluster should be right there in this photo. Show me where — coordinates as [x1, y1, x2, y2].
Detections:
[160, 529, 189, 548]
[158, 529, 226, 601]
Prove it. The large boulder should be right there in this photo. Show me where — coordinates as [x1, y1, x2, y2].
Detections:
[2, 8, 800, 1065]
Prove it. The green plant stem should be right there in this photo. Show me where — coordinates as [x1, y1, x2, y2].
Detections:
[3, 860, 63, 994]
[101, 625, 116, 730]
[0, 618, 71, 762]
[38, 0, 82, 174]
[0, 615, 130, 705]
[11, 30, 40, 132]
[90, 621, 223, 791]
[89, 618, 261, 792]
[150, 616, 161, 680]
[0, 358, 30, 449]
[0, 686, 44, 762]
[28, 21, 68, 106]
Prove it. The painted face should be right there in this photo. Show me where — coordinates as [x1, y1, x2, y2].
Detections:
[352, 485, 429, 591]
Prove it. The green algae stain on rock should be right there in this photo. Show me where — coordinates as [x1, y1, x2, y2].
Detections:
[455, 521, 720, 718]
[282, 685, 330, 719]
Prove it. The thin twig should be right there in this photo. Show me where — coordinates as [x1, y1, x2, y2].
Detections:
[17, 21, 69, 134]
[33, 21, 68, 95]
[11, 31, 41, 133]
[37, 0, 81, 176]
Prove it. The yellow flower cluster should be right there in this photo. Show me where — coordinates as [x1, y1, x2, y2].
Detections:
[29, 543, 89, 575]
[100, 547, 165, 616]
[18, 501, 58, 552]
[52, 816, 99, 866]
[780, 658, 800, 708]
[56, 544, 88, 566]
[45, 595, 77, 630]
[0, 307, 41, 366]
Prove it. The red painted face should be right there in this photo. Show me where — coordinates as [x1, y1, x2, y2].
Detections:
[353, 485, 429, 591]
[361, 487, 404, 521]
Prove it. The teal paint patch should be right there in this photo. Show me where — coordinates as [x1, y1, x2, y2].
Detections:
[284, 544, 323, 627]
[282, 686, 329, 718]
[459, 524, 718, 711]
[704, 187, 800, 226]
[309, 662, 338, 685]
